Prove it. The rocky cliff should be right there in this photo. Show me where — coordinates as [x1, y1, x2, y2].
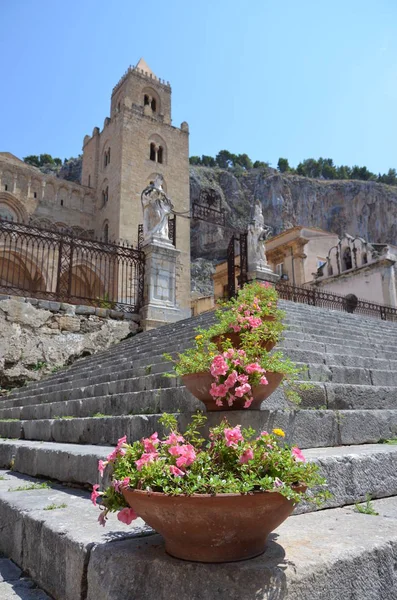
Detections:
[189, 166, 397, 261]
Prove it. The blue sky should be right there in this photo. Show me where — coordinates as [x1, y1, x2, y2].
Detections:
[1, 0, 397, 173]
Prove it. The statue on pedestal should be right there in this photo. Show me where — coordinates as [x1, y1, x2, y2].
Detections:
[141, 175, 174, 243]
[247, 200, 272, 270]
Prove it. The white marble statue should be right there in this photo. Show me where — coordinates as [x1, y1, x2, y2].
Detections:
[247, 200, 272, 269]
[141, 175, 174, 242]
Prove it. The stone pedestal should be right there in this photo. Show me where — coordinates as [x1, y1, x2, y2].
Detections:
[248, 266, 280, 286]
[140, 239, 184, 330]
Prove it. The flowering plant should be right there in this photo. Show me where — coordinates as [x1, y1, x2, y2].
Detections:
[92, 413, 328, 526]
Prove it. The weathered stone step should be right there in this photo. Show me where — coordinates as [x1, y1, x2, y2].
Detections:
[0, 409, 396, 448]
[1, 440, 396, 514]
[0, 555, 51, 600]
[299, 381, 397, 410]
[1, 470, 397, 600]
[0, 386, 203, 421]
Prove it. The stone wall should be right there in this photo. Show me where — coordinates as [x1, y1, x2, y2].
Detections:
[0, 296, 140, 390]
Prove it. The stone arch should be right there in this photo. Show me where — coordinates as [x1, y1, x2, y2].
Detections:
[0, 192, 29, 223]
[43, 182, 55, 203]
[0, 248, 47, 294]
[30, 178, 41, 201]
[58, 262, 105, 303]
[29, 217, 54, 230]
[142, 87, 161, 114]
[342, 247, 352, 271]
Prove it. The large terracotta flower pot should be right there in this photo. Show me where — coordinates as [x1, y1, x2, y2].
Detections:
[181, 371, 284, 411]
[123, 487, 305, 562]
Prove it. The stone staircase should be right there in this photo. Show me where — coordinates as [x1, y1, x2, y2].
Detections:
[0, 300, 397, 599]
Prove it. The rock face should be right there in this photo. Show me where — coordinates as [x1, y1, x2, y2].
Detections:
[0, 299, 138, 390]
[190, 166, 397, 261]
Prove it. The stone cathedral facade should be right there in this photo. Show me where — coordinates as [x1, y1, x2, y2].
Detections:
[0, 59, 191, 318]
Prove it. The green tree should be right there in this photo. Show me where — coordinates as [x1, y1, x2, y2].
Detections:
[215, 150, 235, 169]
[53, 158, 62, 166]
[201, 155, 216, 167]
[23, 155, 40, 167]
[189, 156, 202, 165]
[277, 158, 290, 173]
[39, 154, 55, 166]
[253, 160, 270, 169]
[234, 153, 253, 170]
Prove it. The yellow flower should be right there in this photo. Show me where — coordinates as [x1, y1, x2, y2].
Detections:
[195, 334, 203, 340]
[272, 428, 285, 437]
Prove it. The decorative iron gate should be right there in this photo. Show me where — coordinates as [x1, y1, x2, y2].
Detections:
[0, 219, 145, 312]
[227, 232, 248, 299]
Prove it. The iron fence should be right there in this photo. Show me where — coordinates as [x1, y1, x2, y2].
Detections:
[0, 219, 145, 313]
[275, 282, 397, 322]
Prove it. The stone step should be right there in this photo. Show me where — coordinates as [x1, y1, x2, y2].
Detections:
[1, 470, 397, 600]
[0, 408, 396, 448]
[1, 440, 396, 515]
[6, 362, 397, 414]
[299, 381, 397, 410]
[0, 555, 51, 600]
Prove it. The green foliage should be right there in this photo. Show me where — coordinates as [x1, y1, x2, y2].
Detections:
[28, 360, 47, 372]
[23, 154, 63, 168]
[97, 414, 330, 519]
[277, 158, 290, 173]
[354, 494, 379, 516]
[23, 155, 40, 167]
[44, 503, 67, 510]
[9, 482, 50, 492]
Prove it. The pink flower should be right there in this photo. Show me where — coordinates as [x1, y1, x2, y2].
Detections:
[135, 452, 158, 471]
[164, 432, 185, 446]
[235, 383, 251, 398]
[98, 511, 107, 527]
[112, 477, 130, 493]
[98, 460, 107, 477]
[238, 349, 246, 357]
[209, 382, 228, 398]
[210, 355, 229, 377]
[232, 359, 241, 366]
[169, 465, 185, 477]
[239, 448, 254, 463]
[215, 398, 223, 407]
[224, 370, 238, 389]
[117, 435, 127, 448]
[224, 426, 244, 447]
[237, 374, 248, 384]
[247, 316, 262, 329]
[91, 484, 101, 506]
[292, 447, 306, 462]
[231, 325, 241, 332]
[245, 362, 264, 374]
[224, 348, 235, 358]
[175, 444, 196, 468]
[244, 310, 251, 317]
[143, 432, 159, 453]
[260, 376, 268, 386]
[244, 397, 253, 408]
[117, 507, 138, 525]
[261, 431, 269, 436]
[227, 394, 235, 407]
[273, 478, 284, 488]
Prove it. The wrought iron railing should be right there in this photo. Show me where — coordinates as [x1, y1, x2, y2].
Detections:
[275, 282, 397, 322]
[0, 219, 145, 313]
[137, 215, 176, 250]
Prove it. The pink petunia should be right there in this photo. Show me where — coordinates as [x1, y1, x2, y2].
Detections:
[292, 447, 306, 462]
[224, 426, 244, 447]
[210, 355, 229, 377]
[164, 432, 185, 446]
[135, 452, 158, 471]
[246, 316, 262, 329]
[117, 507, 138, 525]
[239, 448, 254, 463]
[98, 459, 107, 477]
[245, 362, 264, 374]
[235, 383, 252, 398]
[224, 370, 238, 389]
[91, 484, 101, 506]
[237, 374, 249, 384]
[215, 398, 223, 407]
[224, 348, 235, 359]
[231, 325, 241, 333]
[209, 382, 228, 398]
[174, 444, 196, 468]
[244, 397, 253, 408]
[169, 465, 185, 477]
[260, 376, 268, 386]
[143, 432, 159, 453]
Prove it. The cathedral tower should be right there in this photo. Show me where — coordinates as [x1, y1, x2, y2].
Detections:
[81, 59, 191, 319]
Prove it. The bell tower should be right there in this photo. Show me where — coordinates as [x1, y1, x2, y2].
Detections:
[82, 59, 191, 320]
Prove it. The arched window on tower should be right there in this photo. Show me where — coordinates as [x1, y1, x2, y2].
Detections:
[144, 94, 150, 106]
[150, 143, 156, 162]
[151, 98, 156, 112]
[157, 146, 163, 164]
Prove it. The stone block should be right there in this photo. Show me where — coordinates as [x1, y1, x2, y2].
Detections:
[37, 301, 51, 311]
[48, 302, 61, 312]
[123, 312, 140, 322]
[109, 310, 124, 320]
[60, 303, 76, 315]
[94, 307, 109, 318]
[58, 316, 81, 333]
[75, 305, 95, 315]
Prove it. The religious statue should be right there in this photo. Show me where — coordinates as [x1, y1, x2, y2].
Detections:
[141, 175, 174, 243]
[247, 200, 272, 270]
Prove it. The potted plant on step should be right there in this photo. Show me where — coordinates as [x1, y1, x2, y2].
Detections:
[92, 413, 327, 562]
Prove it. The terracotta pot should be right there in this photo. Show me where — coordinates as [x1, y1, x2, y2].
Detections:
[182, 370, 284, 411]
[211, 331, 276, 353]
[123, 487, 305, 562]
